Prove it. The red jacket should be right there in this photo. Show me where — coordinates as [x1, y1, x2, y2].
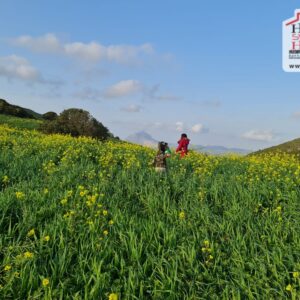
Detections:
[176, 138, 190, 157]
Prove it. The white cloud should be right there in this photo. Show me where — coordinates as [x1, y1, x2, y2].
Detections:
[148, 121, 208, 134]
[145, 84, 182, 101]
[121, 104, 142, 112]
[11, 33, 154, 64]
[176, 121, 184, 132]
[105, 44, 154, 64]
[191, 123, 206, 133]
[0, 55, 40, 81]
[242, 130, 274, 142]
[64, 42, 105, 62]
[11, 33, 62, 53]
[74, 80, 181, 102]
[103, 80, 143, 98]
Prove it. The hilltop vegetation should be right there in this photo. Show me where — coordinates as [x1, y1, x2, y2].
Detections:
[1, 125, 300, 299]
[252, 138, 300, 156]
[0, 99, 42, 119]
[0, 99, 116, 140]
[0, 114, 42, 130]
[40, 108, 114, 140]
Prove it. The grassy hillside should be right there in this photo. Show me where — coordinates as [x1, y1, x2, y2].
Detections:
[1, 125, 300, 299]
[0, 114, 42, 130]
[0, 99, 42, 119]
[252, 138, 300, 156]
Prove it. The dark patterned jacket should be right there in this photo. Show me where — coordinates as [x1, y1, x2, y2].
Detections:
[153, 151, 167, 168]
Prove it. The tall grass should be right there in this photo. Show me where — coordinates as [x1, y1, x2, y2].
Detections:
[0, 125, 299, 299]
[0, 114, 42, 130]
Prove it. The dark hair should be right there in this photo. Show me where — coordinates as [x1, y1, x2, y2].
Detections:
[181, 133, 187, 138]
[158, 141, 167, 152]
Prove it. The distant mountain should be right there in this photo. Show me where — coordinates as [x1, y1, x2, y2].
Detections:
[127, 131, 251, 154]
[126, 131, 158, 147]
[0, 99, 42, 119]
[191, 145, 251, 155]
[251, 138, 300, 155]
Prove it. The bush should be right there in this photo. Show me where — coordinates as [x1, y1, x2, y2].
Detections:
[42, 111, 58, 121]
[0, 99, 35, 119]
[40, 108, 112, 140]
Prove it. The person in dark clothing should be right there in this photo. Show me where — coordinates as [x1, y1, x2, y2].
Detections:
[153, 141, 171, 172]
[176, 133, 190, 158]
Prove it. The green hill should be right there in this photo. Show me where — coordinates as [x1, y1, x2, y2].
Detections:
[0, 98, 42, 119]
[252, 138, 300, 155]
[0, 114, 42, 130]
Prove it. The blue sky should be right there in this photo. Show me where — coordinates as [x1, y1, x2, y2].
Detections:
[0, 0, 300, 150]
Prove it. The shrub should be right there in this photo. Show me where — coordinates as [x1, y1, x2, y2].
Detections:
[40, 108, 112, 140]
[42, 111, 58, 121]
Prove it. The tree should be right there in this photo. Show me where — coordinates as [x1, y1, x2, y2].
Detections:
[40, 108, 112, 140]
[42, 111, 58, 121]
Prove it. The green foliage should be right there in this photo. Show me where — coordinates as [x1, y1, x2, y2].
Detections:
[0, 126, 300, 299]
[0, 99, 41, 119]
[40, 108, 112, 140]
[0, 114, 42, 130]
[252, 138, 300, 156]
[42, 111, 58, 121]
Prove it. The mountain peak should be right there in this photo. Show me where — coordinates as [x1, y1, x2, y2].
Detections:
[126, 131, 158, 147]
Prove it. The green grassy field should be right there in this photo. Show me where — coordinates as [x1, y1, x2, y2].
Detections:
[1, 125, 300, 299]
[252, 137, 300, 156]
[0, 114, 42, 130]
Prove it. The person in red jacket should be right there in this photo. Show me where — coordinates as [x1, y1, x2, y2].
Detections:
[176, 133, 190, 157]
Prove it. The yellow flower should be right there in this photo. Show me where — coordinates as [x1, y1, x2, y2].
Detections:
[24, 251, 34, 259]
[103, 210, 108, 216]
[14, 271, 20, 277]
[15, 191, 25, 199]
[286, 284, 292, 292]
[67, 190, 73, 197]
[42, 278, 50, 287]
[27, 229, 35, 237]
[293, 271, 299, 278]
[44, 188, 49, 194]
[43, 235, 50, 242]
[179, 211, 185, 219]
[2, 175, 9, 184]
[88, 195, 97, 203]
[4, 265, 12, 271]
[109, 293, 118, 300]
[109, 220, 114, 225]
[60, 198, 68, 205]
[103, 230, 109, 236]
[204, 240, 210, 247]
[80, 190, 87, 197]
